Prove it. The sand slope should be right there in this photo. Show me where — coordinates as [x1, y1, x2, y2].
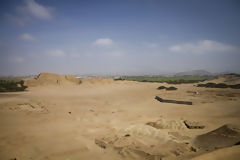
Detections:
[191, 145, 240, 160]
[206, 74, 240, 85]
[193, 124, 240, 151]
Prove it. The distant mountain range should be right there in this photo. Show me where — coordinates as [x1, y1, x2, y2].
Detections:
[174, 70, 213, 77]
[2, 70, 239, 78]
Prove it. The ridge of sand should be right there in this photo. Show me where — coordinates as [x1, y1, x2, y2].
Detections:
[24, 72, 81, 87]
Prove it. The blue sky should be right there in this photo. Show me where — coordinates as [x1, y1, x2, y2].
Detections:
[0, 0, 240, 76]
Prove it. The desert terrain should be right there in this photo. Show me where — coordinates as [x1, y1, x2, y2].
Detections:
[0, 73, 240, 160]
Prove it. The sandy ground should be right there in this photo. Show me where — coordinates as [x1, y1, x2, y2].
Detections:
[0, 77, 240, 160]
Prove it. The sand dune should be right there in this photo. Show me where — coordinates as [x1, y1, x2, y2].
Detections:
[0, 73, 240, 160]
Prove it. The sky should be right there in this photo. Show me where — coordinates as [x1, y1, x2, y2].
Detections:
[0, 0, 240, 76]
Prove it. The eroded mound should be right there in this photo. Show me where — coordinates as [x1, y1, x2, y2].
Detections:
[146, 119, 186, 130]
[24, 72, 81, 87]
[95, 124, 196, 160]
[193, 124, 240, 150]
[1, 100, 49, 114]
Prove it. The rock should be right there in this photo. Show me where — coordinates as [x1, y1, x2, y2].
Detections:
[166, 86, 177, 90]
[157, 86, 166, 90]
[124, 134, 131, 137]
[95, 139, 107, 149]
[183, 120, 205, 129]
[155, 96, 193, 105]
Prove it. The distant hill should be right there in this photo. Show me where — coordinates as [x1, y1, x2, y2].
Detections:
[175, 70, 213, 77]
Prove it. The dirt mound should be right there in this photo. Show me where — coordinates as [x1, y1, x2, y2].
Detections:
[146, 119, 186, 130]
[193, 124, 240, 150]
[24, 72, 81, 87]
[207, 74, 240, 85]
[95, 124, 196, 160]
[221, 74, 240, 83]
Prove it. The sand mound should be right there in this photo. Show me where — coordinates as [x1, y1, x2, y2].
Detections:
[24, 72, 81, 87]
[193, 124, 240, 150]
[95, 124, 195, 160]
[221, 74, 240, 84]
[146, 119, 186, 130]
[207, 74, 240, 85]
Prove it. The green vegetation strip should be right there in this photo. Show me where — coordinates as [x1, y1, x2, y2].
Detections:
[115, 76, 206, 84]
[0, 80, 27, 92]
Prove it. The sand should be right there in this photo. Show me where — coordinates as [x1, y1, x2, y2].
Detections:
[0, 73, 240, 160]
[24, 72, 81, 87]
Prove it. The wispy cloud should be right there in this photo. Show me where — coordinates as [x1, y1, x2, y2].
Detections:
[91, 38, 125, 57]
[47, 49, 65, 57]
[93, 38, 114, 47]
[169, 40, 236, 54]
[5, 0, 53, 26]
[20, 33, 35, 41]
[23, 0, 53, 20]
